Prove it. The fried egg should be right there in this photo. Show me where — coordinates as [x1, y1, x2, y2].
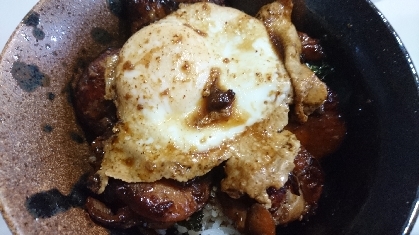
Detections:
[99, 2, 296, 186]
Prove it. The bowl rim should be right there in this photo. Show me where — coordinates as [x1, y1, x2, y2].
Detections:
[0, 0, 418, 234]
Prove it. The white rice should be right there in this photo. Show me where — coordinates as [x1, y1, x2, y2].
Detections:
[159, 186, 241, 235]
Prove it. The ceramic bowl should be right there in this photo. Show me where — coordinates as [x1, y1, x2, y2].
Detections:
[0, 0, 418, 234]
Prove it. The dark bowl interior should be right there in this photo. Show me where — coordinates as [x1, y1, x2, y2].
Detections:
[275, 0, 419, 234]
[0, 0, 418, 234]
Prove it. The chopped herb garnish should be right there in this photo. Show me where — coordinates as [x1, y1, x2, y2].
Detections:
[306, 60, 334, 81]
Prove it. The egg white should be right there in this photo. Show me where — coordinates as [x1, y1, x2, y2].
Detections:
[100, 2, 293, 183]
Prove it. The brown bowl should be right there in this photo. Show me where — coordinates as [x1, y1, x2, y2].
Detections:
[0, 0, 127, 234]
[1, 0, 418, 234]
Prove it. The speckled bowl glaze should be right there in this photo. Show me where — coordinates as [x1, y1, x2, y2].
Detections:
[0, 1, 127, 234]
[1, 0, 418, 234]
